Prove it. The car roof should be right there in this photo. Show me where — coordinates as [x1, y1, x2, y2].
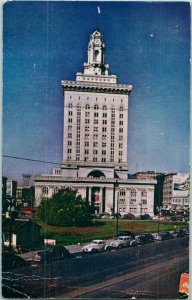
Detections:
[92, 239, 104, 242]
[118, 235, 132, 238]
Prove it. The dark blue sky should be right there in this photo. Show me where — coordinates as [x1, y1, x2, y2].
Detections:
[3, 1, 190, 184]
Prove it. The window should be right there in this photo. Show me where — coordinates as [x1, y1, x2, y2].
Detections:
[85, 149, 89, 154]
[93, 141, 98, 147]
[119, 106, 124, 111]
[103, 105, 107, 110]
[119, 135, 123, 140]
[141, 189, 147, 197]
[42, 186, 48, 195]
[142, 199, 147, 205]
[68, 125, 72, 131]
[93, 157, 97, 162]
[119, 120, 123, 126]
[102, 150, 106, 155]
[53, 187, 59, 195]
[85, 134, 89, 140]
[119, 113, 123, 119]
[94, 134, 98, 140]
[68, 141, 72, 146]
[131, 189, 136, 197]
[85, 104, 90, 109]
[103, 113, 107, 118]
[68, 111, 73, 116]
[103, 120, 107, 125]
[102, 142, 106, 147]
[94, 119, 99, 124]
[102, 127, 107, 132]
[94, 112, 99, 117]
[119, 143, 123, 148]
[85, 119, 90, 124]
[119, 128, 123, 133]
[93, 150, 98, 155]
[67, 148, 72, 153]
[102, 135, 106, 140]
[68, 133, 72, 138]
[102, 157, 106, 162]
[119, 151, 123, 156]
[94, 104, 99, 110]
[94, 127, 98, 132]
[85, 126, 89, 132]
[85, 141, 89, 147]
[69, 103, 73, 108]
[85, 111, 90, 117]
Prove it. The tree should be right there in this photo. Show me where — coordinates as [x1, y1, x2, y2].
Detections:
[38, 188, 93, 227]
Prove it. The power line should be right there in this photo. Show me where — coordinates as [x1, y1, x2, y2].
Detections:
[3, 155, 61, 165]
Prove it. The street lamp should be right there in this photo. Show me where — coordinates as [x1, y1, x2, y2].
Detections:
[156, 206, 162, 235]
[115, 180, 119, 237]
[6, 200, 15, 249]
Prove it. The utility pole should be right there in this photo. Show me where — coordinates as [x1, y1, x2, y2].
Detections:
[115, 180, 119, 237]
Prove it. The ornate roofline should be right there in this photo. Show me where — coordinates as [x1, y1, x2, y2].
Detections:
[61, 80, 132, 95]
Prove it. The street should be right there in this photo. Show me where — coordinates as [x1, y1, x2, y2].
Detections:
[2, 236, 188, 298]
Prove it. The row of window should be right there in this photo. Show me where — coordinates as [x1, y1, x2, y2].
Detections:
[68, 103, 124, 111]
[42, 187, 148, 197]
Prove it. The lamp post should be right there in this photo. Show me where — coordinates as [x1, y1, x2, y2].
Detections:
[6, 199, 15, 249]
[157, 206, 162, 235]
[115, 180, 119, 237]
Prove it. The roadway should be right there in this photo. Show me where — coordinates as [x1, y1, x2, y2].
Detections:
[2, 236, 188, 298]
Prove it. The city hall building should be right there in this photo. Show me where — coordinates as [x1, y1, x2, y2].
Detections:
[34, 30, 156, 216]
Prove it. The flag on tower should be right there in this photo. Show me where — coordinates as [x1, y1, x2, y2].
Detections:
[97, 6, 101, 14]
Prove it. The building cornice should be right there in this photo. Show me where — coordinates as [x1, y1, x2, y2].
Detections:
[61, 80, 132, 95]
[33, 175, 156, 185]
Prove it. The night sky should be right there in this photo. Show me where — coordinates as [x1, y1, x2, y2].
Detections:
[3, 1, 190, 184]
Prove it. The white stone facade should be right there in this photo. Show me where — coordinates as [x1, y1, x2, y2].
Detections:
[34, 30, 156, 216]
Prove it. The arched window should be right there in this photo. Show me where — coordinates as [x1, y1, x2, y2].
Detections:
[94, 104, 99, 110]
[141, 189, 147, 198]
[42, 186, 48, 195]
[85, 104, 90, 110]
[69, 103, 73, 108]
[103, 105, 107, 110]
[119, 106, 124, 111]
[53, 187, 59, 195]
[131, 189, 136, 197]
[95, 50, 99, 62]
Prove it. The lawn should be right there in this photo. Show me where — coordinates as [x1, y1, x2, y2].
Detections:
[39, 219, 188, 245]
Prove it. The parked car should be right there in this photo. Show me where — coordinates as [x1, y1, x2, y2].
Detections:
[2, 251, 28, 271]
[135, 234, 154, 244]
[121, 213, 135, 220]
[138, 214, 152, 220]
[169, 230, 178, 238]
[114, 231, 135, 239]
[32, 245, 70, 262]
[174, 228, 186, 237]
[154, 231, 173, 241]
[110, 236, 136, 248]
[81, 240, 106, 253]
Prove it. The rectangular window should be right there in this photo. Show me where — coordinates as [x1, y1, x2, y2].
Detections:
[67, 148, 72, 153]
[94, 119, 99, 124]
[102, 157, 106, 162]
[68, 111, 73, 116]
[119, 128, 123, 133]
[119, 151, 123, 156]
[102, 127, 107, 132]
[119, 113, 123, 119]
[94, 134, 98, 140]
[85, 134, 89, 140]
[68, 141, 72, 146]
[94, 112, 99, 117]
[68, 133, 72, 138]
[93, 141, 98, 147]
[85, 149, 89, 154]
[119, 143, 123, 148]
[119, 120, 123, 126]
[119, 135, 123, 140]
[103, 113, 107, 118]
[68, 125, 72, 131]
[85, 126, 89, 132]
[111, 128, 115, 133]
[85, 119, 90, 124]
[93, 157, 97, 162]
[85, 112, 90, 117]
[94, 127, 98, 132]
[85, 141, 89, 147]
[102, 135, 106, 140]
[102, 150, 106, 155]
[102, 142, 106, 147]
[103, 120, 107, 125]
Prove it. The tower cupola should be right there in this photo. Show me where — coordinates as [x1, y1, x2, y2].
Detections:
[83, 30, 109, 76]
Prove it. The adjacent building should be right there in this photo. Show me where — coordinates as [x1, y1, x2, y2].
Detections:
[162, 173, 189, 212]
[34, 30, 156, 216]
